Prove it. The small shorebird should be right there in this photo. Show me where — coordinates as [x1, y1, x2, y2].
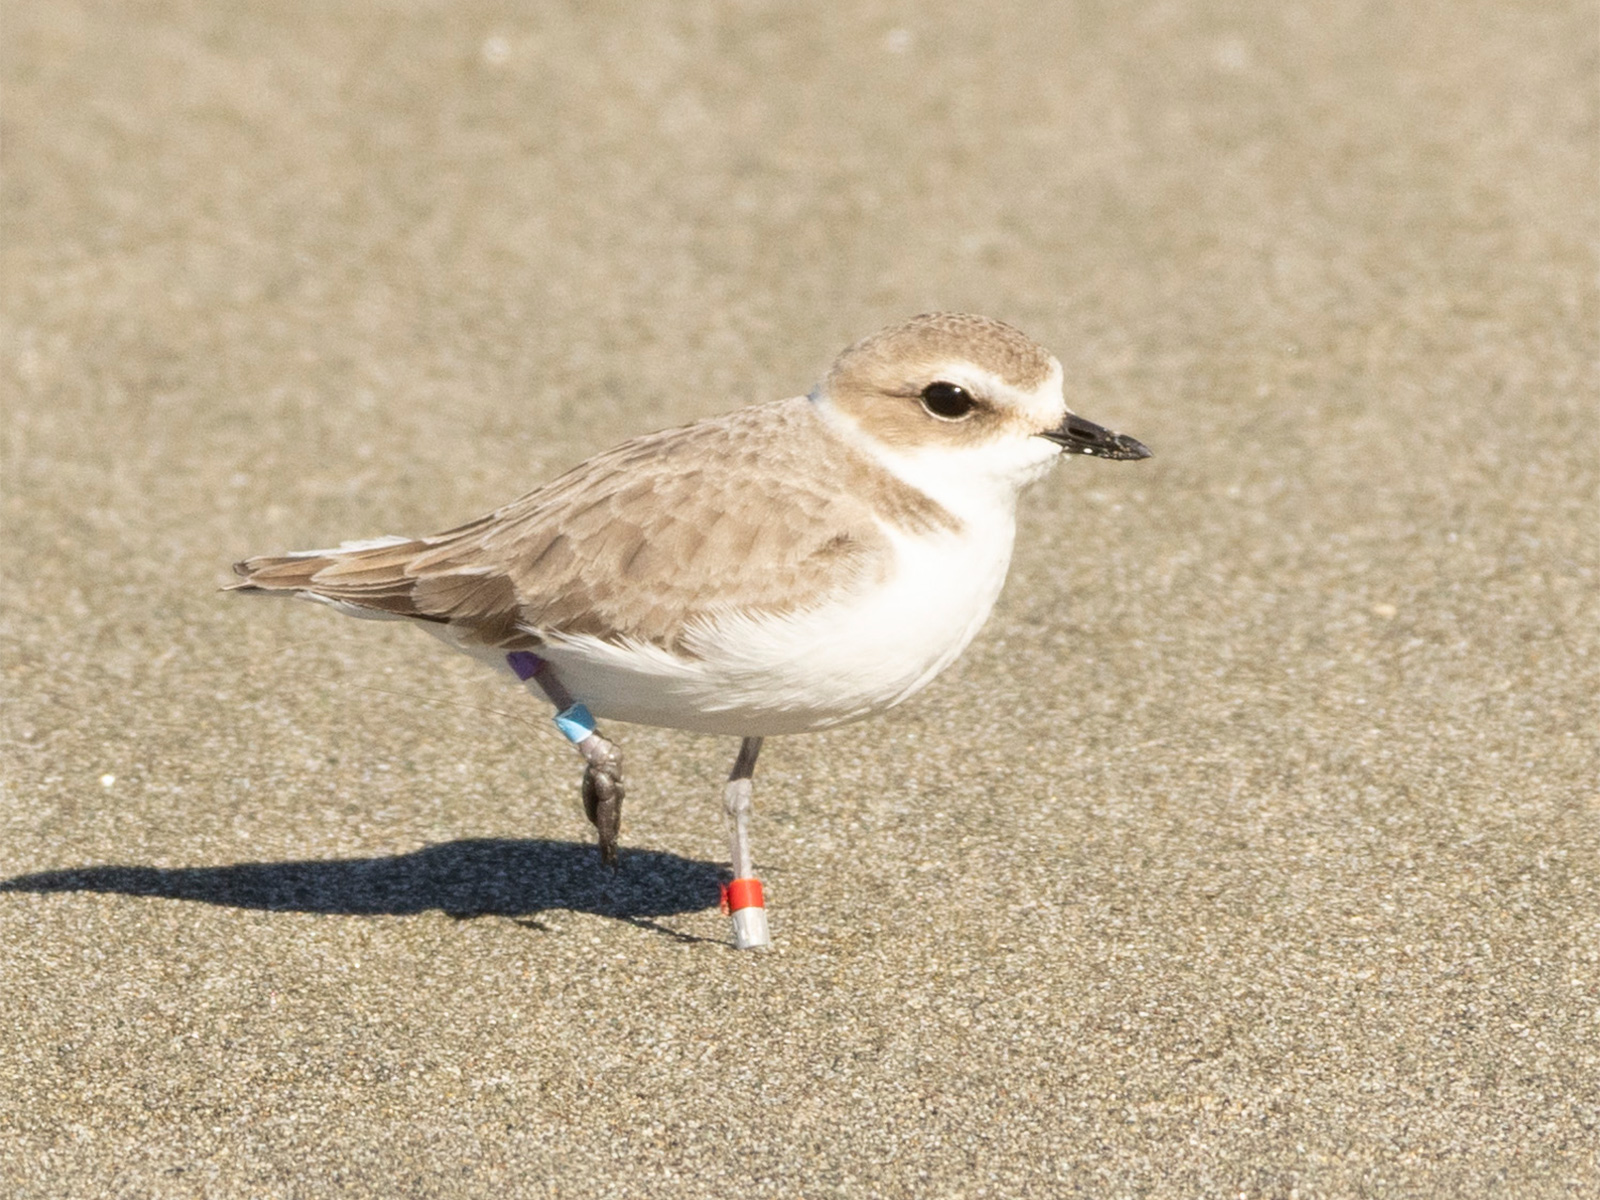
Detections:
[229, 313, 1151, 948]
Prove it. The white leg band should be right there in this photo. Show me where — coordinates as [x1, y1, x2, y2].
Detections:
[731, 905, 771, 950]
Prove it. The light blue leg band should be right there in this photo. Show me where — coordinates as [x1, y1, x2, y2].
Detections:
[553, 703, 597, 744]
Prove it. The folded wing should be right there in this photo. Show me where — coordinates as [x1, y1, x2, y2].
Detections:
[229, 398, 951, 655]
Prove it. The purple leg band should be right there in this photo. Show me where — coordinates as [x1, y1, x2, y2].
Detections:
[506, 651, 542, 681]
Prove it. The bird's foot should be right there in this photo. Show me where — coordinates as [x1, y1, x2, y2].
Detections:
[580, 740, 625, 866]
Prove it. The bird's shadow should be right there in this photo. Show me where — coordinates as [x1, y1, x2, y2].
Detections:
[0, 839, 725, 930]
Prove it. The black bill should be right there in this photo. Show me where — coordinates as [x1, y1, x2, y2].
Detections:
[1039, 412, 1152, 460]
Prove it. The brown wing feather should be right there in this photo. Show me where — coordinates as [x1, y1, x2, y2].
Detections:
[230, 397, 958, 653]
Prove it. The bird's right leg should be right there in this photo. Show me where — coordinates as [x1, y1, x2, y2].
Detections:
[506, 651, 626, 866]
[723, 736, 769, 950]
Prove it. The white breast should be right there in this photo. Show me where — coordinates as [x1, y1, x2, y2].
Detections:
[529, 513, 1018, 736]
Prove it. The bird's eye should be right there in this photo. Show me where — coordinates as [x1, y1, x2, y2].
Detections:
[920, 381, 977, 420]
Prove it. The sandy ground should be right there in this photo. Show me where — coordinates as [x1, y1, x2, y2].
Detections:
[3, 2, 1596, 1196]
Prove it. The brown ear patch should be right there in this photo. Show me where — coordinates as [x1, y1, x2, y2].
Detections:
[828, 384, 1015, 452]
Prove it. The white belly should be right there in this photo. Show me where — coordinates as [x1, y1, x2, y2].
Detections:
[524, 517, 1018, 736]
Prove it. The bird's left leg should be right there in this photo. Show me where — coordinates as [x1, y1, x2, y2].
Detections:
[506, 651, 625, 866]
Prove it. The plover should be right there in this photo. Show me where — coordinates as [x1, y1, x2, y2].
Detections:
[229, 313, 1151, 948]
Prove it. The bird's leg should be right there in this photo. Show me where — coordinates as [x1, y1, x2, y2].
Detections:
[723, 736, 769, 949]
[506, 651, 625, 866]
[577, 734, 625, 866]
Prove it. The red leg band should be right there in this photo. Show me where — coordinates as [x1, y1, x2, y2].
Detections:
[725, 877, 764, 912]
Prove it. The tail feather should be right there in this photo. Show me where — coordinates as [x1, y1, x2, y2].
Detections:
[229, 554, 334, 589]
[228, 536, 535, 648]
[228, 536, 432, 613]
